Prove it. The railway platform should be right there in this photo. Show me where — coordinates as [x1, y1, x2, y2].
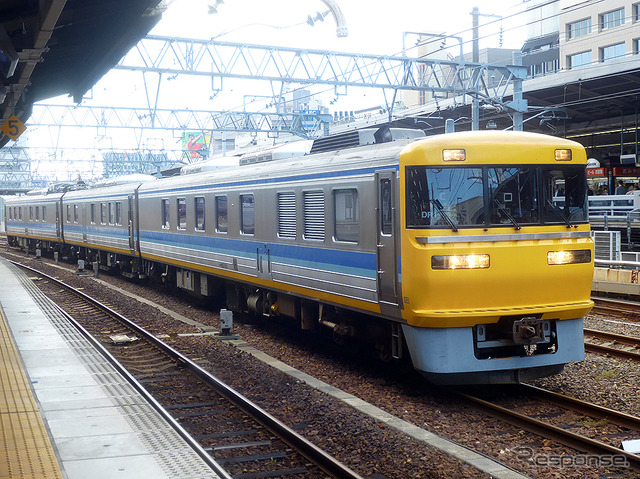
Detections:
[0, 257, 222, 479]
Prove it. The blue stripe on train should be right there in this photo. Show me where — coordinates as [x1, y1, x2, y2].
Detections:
[139, 230, 377, 278]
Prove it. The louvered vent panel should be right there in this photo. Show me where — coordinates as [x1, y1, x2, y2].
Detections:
[303, 191, 325, 240]
[309, 131, 361, 154]
[278, 192, 296, 238]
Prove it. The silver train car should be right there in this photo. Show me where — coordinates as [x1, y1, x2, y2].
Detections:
[4, 129, 594, 384]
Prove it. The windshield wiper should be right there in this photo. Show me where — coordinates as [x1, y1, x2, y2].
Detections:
[493, 200, 521, 230]
[546, 199, 573, 228]
[431, 199, 458, 232]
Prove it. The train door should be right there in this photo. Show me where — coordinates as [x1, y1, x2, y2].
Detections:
[128, 195, 135, 253]
[82, 204, 87, 243]
[56, 199, 62, 241]
[376, 170, 399, 306]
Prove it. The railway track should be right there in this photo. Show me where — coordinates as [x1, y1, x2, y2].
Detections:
[591, 296, 640, 320]
[13, 260, 362, 479]
[584, 328, 640, 362]
[460, 383, 640, 471]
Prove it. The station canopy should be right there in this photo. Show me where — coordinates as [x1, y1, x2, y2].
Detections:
[0, 0, 164, 147]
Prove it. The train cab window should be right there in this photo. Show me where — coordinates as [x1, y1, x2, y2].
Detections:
[542, 167, 588, 224]
[115, 202, 122, 226]
[303, 190, 325, 241]
[161, 199, 170, 229]
[334, 189, 359, 243]
[406, 166, 484, 228]
[177, 198, 187, 230]
[90, 204, 96, 224]
[406, 165, 588, 229]
[74, 204, 79, 223]
[488, 168, 538, 225]
[215, 196, 227, 233]
[195, 197, 205, 231]
[100, 203, 107, 224]
[240, 194, 255, 235]
[380, 179, 392, 235]
[277, 192, 296, 239]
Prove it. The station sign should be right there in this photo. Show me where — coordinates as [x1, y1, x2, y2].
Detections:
[0, 114, 26, 140]
[612, 166, 640, 177]
[587, 167, 608, 177]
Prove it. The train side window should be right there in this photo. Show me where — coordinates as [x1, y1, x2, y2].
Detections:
[108, 203, 114, 225]
[177, 198, 187, 230]
[216, 196, 227, 233]
[6, 207, 10, 220]
[161, 199, 170, 229]
[277, 192, 296, 239]
[18, 207, 22, 220]
[195, 197, 205, 231]
[240, 194, 255, 235]
[115, 202, 122, 226]
[65, 205, 71, 223]
[30, 206, 34, 221]
[90, 204, 96, 224]
[303, 190, 325, 241]
[380, 179, 392, 235]
[100, 203, 107, 224]
[74, 204, 79, 224]
[42, 206, 46, 221]
[334, 189, 359, 243]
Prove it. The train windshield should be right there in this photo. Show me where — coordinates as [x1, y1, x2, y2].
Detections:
[406, 165, 588, 229]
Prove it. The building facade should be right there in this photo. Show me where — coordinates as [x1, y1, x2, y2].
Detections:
[560, 0, 640, 70]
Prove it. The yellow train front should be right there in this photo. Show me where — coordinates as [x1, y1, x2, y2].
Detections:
[398, 131, 593, 384]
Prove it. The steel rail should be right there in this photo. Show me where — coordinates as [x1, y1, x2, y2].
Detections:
[584, 328, 640, 348]
[12, 260, 363, 479]
[459, 385, 640, 471]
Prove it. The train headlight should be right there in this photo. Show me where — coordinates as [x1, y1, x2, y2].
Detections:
[547, 249, 591, 265]
[555, 149, 572, 161]
[443, 149, 466, 161]
[431, 254, 490, 270]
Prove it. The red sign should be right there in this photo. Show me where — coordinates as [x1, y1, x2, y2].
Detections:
[613, 167, 640, 176]
[587, 168, 608, 177]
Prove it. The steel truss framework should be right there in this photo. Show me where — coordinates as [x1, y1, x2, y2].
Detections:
[10, 36, 529, 191]
[117, 35, 528, 114]
[29, 105, 333, 136]
[0, 147, 31, 193]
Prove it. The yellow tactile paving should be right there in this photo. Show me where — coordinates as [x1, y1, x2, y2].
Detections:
[0, 306, 63, 479]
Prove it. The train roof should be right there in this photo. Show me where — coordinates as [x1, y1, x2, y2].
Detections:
[137, 138, 417, 194]
[63, 182, 142, 200]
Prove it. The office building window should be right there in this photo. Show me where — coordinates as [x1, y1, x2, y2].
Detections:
[568, 50, 592, 69]
[601, 8, 624, 30]
[601, 42, 625, 62]
[567, 18, 591, 39]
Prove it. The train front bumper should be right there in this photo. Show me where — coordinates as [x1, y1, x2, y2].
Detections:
[402, 317, 584, 385]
